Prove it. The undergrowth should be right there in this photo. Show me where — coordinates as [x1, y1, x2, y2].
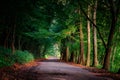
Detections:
[0, 46, 34, 68]
[14, 50, 34, 64]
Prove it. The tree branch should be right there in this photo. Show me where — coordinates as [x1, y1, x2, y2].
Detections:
[78, 0, 107, 49]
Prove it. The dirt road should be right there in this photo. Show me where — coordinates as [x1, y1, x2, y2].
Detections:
[15, 58, 113, 80]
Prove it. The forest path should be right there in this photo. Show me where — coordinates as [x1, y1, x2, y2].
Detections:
[17, 57, 113, 80]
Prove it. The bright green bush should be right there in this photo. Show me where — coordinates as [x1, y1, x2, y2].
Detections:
[0, 47, 14, 68]
[14, 50, 34, 64]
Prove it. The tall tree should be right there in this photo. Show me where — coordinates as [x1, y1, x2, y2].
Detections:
[78, 9, 85, 65]
[66, 44, 69, 62]
[86, 5, 91, 66]
[93, 0, 98, 67]
[103, 0, 120, 70]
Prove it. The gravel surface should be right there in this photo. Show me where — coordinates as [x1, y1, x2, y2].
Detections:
[18, 58, 112, 80]
[0, 58, 114, 80]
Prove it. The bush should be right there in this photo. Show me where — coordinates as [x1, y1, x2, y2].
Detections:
[14, 50, 34, 64]
[0, 47, 14, 68]
[0, 46, 34, 67]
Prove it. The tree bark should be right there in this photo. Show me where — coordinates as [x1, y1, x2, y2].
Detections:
[69, 51, 74, 62]
[86, 5, 91, 66]
[18, 36, 21, 50]
[103, 0, 119, 70]
[93, 0, 98, 67]
[65, 45, 69, 62]
[4, 28, 10, 48]
[111, 46, 116, 68]
[11, 16, 16, 53]
[78, 9, 85, 65]
[78, 0, 107, 49]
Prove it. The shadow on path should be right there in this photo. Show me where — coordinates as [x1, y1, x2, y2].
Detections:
[13, 58, 113, 80]
[42, 59, 59, 62]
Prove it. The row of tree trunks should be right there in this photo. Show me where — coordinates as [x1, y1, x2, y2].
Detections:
[60, 2, 98, 66]
[2, 16, 16, 53]
[4, 28, 10, 48]
[60, 0, 119, 71]
[86, 0, 98, 67]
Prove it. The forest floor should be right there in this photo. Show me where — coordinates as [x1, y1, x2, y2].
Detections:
[0, 58, 120, 80]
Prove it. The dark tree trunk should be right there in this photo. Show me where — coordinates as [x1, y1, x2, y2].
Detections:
[11, 23, 16, 53]
[4, 28, 10, 48]
[60, 39, 66, 61]
[103, 24, 116, 70]
[69, 51, 74, 62]
[18, 36, 21, 50]
[103, 0, 119, 70]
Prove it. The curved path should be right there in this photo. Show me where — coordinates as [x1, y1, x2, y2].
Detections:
[17, 58, 113, 80]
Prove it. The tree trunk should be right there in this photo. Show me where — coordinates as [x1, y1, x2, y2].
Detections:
[69, 51, 74, 62]
[18, 36, 21, 50]
[60, 39, 66, 61]
[12, 19, 16, 53]
[4, 28, 10, 48]
[66, 45, 69, 62]
[103, 16, 117, 70]
[78, 9, 85, 65]
[61, 50, 66, 61]
[78, 0, 107, 49]
[111, 46, 116, 68]
[93, 0, 98, 67]
[103, 0, 119, 70]
[86, 5, 91, 66]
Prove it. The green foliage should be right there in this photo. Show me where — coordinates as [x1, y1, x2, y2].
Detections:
[14, 50, 34, 64]
[0, 0, 120, 73]
[110, 64, 119, 73]
[0, 47, 14, 68]
[25, 29, 55, 39]
[110, 47, 120, 73]
[70, 42, 80, 52]
[96, 64, 103, 69]
[0, 47, 35, 67]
